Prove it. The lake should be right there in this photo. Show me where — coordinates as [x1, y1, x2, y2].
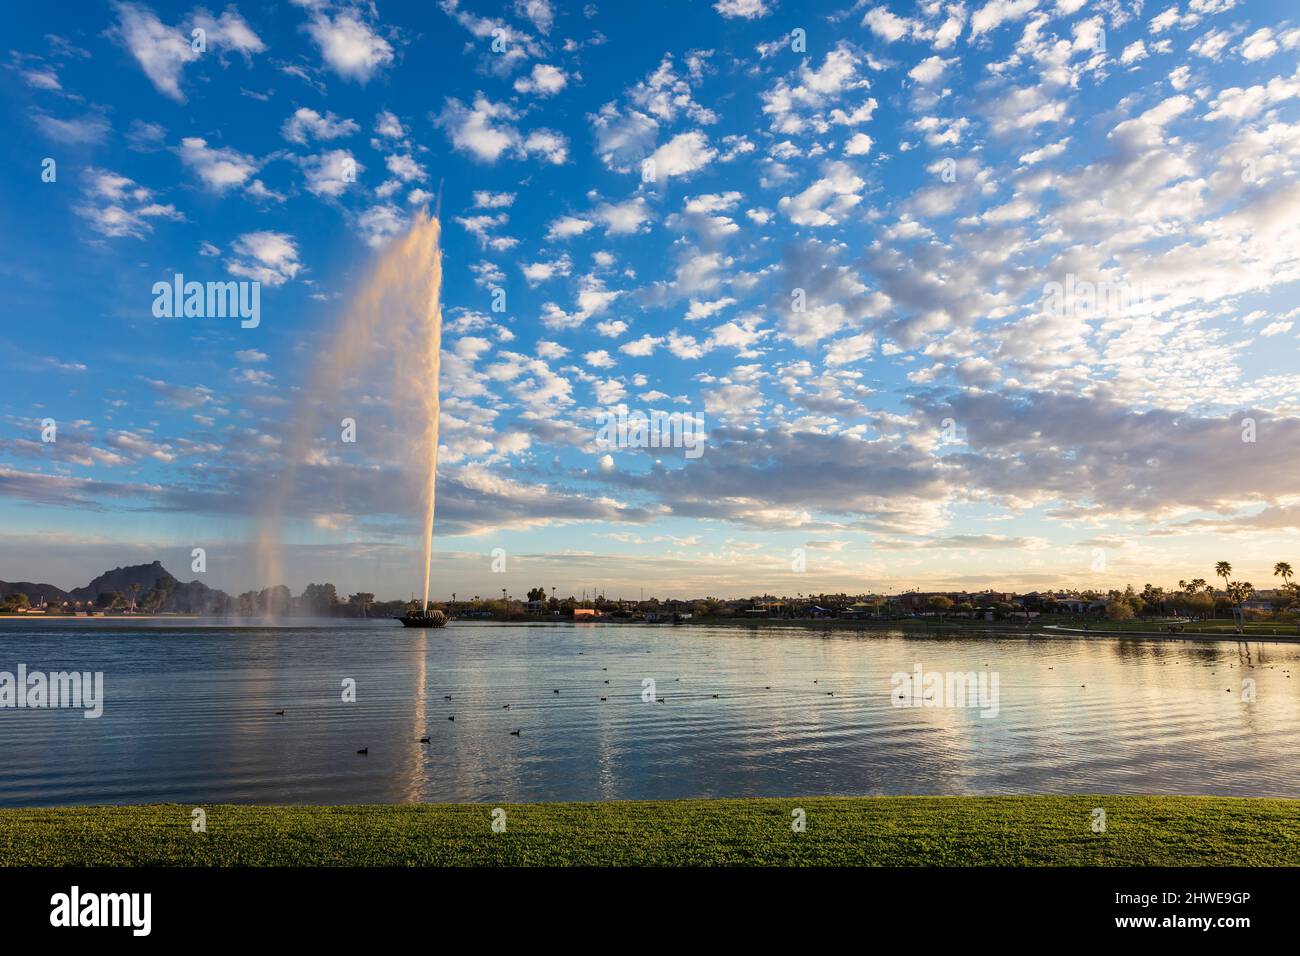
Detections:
[1, 619, 1297, 806]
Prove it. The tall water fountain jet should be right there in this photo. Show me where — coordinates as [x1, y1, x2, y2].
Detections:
[253, 209, 445, 621]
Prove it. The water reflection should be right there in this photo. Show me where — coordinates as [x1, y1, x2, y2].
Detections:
[0, 620, 1297, 806]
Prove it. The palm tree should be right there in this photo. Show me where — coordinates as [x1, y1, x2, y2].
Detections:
[1227, 581, 1255, 627]
[128, 582, 142, 613]
[1214, 563, 1233, 619]
[1274, 562, 1293, 589]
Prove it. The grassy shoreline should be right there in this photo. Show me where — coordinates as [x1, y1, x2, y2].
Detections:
[2, 796, 1298, 866]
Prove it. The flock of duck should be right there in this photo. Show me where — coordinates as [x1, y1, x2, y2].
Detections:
[262, 653, 1289, 757]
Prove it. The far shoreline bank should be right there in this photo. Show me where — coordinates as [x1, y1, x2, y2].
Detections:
[4, 612, 1300, 645]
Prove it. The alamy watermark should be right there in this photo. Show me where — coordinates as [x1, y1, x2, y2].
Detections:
[1041, 273, 1151, 320]
[152, 273, 260, 328]
[50, 886, 150, 936]
[891, 664, 1000, 718]
[0, 665, 104, 718]
[595, 408, 706, 459]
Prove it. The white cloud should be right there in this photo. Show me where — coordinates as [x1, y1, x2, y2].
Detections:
[282, 108, 359, 144]
[474, 191, 516, 208]
[303, 9, 394, 82]
[194, 7, 266, 57]
[540, 275, 624, 329]
[22, 67, 61, 91]
[110, 2, 264, 102]
[761, 42, 873, 135]
[648, 131, 717, 177]
[373, 110, 406, 140]
[454, 213, 517, 251]
[385, 153, 428, 182]
[110, 2, 196, 101]
[1240, 28, 1278, 61]
[177, 137, 260, 193]
[667, 331, 711, 359]
[620, 334, 662, 357]
[909, 55, 952, 85]
[31, 112, 110, 144]
[436, 94, 569, 164]
[590, 104, 659, 171]
[703, 383, 763, 416]
[594, 196, 654, 235]
[1019, 137, 1070, 165]
[299, 148, 362, 198]
[863, 7, 917, 42]
[521, 254, 572, 285]
[844, 132, 873, 156]
[1190, 28, 1235, 61]
[514, 63, 568, 96]
[714, 0, 772, 18]
[547, 215, 594, 240]
[970, 0, 1040, 38]
[778, 161, 865, 226]
[514, 0, 555, 34]
[1205, 70, 1300, 121]
[1119, 40, 1148, 65]
[225, 231, 301, 286]
[76, 167, 183, 239]
[437, 95, 517, 163]
[686, 297, 736, 321]
[523, 128, 570, 164]
[824, 331, 875, 367]
[355, 204, 407, 248]
[594, 379, 627, 404]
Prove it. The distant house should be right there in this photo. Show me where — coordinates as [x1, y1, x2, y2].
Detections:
[840, 602, 877, 620]
[573, 607, 601, 620]
[1054, 596, 1088, 614]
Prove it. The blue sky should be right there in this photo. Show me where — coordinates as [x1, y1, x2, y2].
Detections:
[2, 0, 1300, 600]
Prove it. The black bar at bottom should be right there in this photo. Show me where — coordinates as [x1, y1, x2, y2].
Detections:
[0, 866, 1282, 940]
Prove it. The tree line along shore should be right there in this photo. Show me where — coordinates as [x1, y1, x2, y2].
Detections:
[4, 561, 1297, 638]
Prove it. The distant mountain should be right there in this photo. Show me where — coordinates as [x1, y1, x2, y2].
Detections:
[0, 580, 68, 604]
[65, 561, 176, 603]
[2, 561, 232, 613]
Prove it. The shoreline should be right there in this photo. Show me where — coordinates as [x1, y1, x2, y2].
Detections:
[4, 613, 1299, 645]
[677, 616, 1300, 644]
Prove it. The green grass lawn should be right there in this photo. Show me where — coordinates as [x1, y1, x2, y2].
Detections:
[2, 796, 1298, 866]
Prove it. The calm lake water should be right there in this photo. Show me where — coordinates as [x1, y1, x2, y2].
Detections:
[1, 619, 1298, 806]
